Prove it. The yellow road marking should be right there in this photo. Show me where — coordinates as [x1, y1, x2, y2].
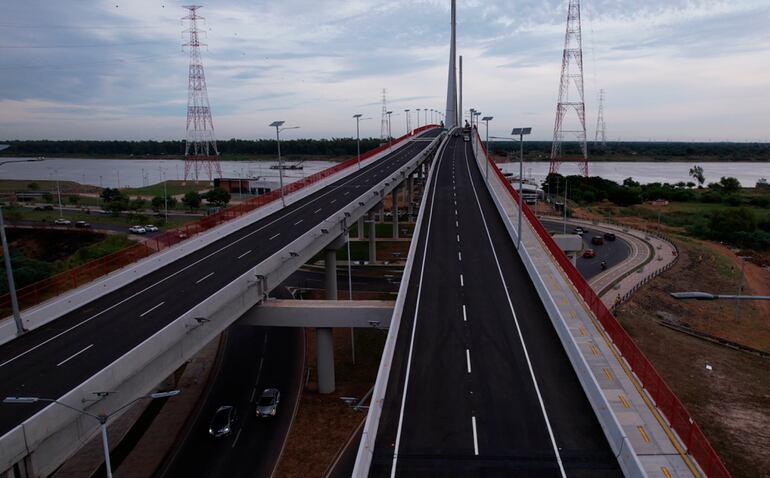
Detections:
[618, 394, 631, 409]
[638, 426, 650, 443]
[590, 344, 599, 357]
[603, 367, 614, 382]
[579, 326, 586, 337]
[661, 466, 672, 478]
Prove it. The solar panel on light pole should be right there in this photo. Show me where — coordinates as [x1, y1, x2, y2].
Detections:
[511, 127, 532, 250]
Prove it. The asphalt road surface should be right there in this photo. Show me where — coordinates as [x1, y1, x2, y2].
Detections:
[370, 136, 621, 477]
[540, 219, 630, 280]
[158, 326, 303, 478]
[0, 129, 440, 436]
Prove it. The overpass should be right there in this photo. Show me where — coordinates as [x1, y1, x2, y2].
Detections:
[353, 130, 730, 478]
[0, 127, 443, 477]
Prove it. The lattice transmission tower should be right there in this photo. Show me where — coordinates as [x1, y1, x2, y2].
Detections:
[550, 0, 589, 176]
[379, 89, 388, 141]
[595, 88, 607, 147]
[182, 5, 222, 182]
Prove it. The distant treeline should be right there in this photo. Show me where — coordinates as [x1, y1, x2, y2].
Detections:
[488, 141, 770, 161]
[2, 138, 769, 161]
[0, 138, 386, 158]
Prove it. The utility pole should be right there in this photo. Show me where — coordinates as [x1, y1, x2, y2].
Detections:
[353, 114, 363, 169]
[0, 208, 24, 334]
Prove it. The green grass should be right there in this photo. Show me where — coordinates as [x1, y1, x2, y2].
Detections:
[621, 201, 770, 230]
[0, 179, 90, 193]
[2, 206, 196, 229]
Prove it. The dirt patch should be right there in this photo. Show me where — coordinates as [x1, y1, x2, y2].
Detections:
[616, 237, 770, 478]
[7, 228, 105, 262]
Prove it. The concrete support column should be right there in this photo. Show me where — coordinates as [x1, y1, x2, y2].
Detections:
[357, 215, 364, 240]
[317, 236, 345, 394]
[377, 201, 385, 223]
[367, 215, 377, 264]
[407, 175, 414, 220]
[392, 185, 399, 239]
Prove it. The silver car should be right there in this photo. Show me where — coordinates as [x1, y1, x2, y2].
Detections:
[255, 388, 280, 417]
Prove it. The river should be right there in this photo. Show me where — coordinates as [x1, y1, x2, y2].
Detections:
[0, 157, 768, 189]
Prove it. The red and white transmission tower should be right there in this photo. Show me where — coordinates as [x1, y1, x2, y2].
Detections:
[550, 0, 589, 176]
[182, 5, 222, 182]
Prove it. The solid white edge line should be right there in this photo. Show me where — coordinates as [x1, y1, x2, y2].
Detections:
[389, 139, 447, 478]
[139, 301, 165, 318]
[466, 349, 472, 373]
[195, 272, 214, 284]
[237, 250, 252, 259]
[462, 146, 567, 477]
[232, 428, 242, 448]
[56, 343, 94, 367]
[472, 416, 479, 456]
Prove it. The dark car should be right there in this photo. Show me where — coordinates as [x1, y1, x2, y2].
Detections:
[34, 205, 54, 211]
[583, 249, 596, 258]
[591, 236, 604, 245]
[208, 405, 237, 438]
[255, 388, 281, 417]
[603, 232, 616, 241]
[75, 221, 90, 228]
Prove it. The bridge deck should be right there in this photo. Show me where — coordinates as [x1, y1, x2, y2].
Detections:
[0, 129, 440, 438]
[369, 136, 621, 476]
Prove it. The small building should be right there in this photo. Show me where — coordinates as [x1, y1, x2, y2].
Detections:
[648, 199, 669, 206]
[214, 178, 280, 196]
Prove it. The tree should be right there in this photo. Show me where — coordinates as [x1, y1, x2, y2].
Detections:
[100, 188, 124, 203]
[622, 177, 640, 188]
[42, 192, 53, 203]
[151, 196, 164, 212]
[182, 191, 202, 211]
[129, 198, 146, 211]
[718, 176, 741, 194]
[203, 187, 231, 208]
[68, 195, 80, 206]
[686, 181, 696, 188]
[689, 165, 705, 187]
[27, 182, 39, 191]
[106, 199, 128, 216]
[709, 208, 756, 236]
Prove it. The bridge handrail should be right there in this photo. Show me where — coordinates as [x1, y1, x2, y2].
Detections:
[0, 126, 439, 315]
[475, 130, 731, 478]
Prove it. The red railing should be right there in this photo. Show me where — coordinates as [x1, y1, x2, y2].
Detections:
[475, 132, 731, 478]
[0, 125, 439, 313]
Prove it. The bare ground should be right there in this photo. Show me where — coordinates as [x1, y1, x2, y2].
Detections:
[616, 237, 770, 478]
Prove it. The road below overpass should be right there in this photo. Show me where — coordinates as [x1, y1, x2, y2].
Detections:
[370, 136, 622, 477]
[0, 129, 440, 436]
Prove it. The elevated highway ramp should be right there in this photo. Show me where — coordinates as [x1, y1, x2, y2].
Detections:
[362, 135, 621, 476]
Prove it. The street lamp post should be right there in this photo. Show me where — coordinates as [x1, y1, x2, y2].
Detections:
[416, 109, 421, 128]
[353, 114, 363, 169]
[481, 116, 493, 180]
[404, 109, 410, 135]
[0, 207, 23, 334]
[270, 121, 300, 207]
[386, 111, 393, 149]
[3, 390, 180, 478]
[512, 128, 532, 250]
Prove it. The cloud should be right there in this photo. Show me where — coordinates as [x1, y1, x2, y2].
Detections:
[0, 0, 768, 141]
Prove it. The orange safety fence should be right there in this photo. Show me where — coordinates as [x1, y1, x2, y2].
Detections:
[0, 125, 439, 314]
[474, 131, 731, 478]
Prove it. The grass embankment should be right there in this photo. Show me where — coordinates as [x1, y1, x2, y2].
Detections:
[1, 206, 194, 229]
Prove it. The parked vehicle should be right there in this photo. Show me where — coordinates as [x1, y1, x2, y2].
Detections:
[54, 218, 71, 225]
[572, 227, 585, 235]
[591, 236, 604, 245]
[128, 225, 146, 234]
[582, 249, 596, 258]
[255, 388, 281, 417]
[603, 232, 616, 241]
[34, 205, 54, 211]
[208, 406, 237, 438]
[75, 221, 90, 228]
[144, 224, 159, 232]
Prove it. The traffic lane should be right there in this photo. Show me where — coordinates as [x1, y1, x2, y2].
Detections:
[162, 326, 302, 478]
[0, 134, 437, 434]
[540, 219, 630, 279]
[455, 143, 562, 474]
[465, 148, 622, 476]
[370, 138, 446, 476]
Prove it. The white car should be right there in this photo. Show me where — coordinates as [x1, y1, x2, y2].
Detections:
[129, 225, 146, 234]
[144, 224, 159, 232]
[54, 218, 71, 225]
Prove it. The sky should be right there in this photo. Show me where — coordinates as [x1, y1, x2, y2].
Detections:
[1, 0, 769, 142]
